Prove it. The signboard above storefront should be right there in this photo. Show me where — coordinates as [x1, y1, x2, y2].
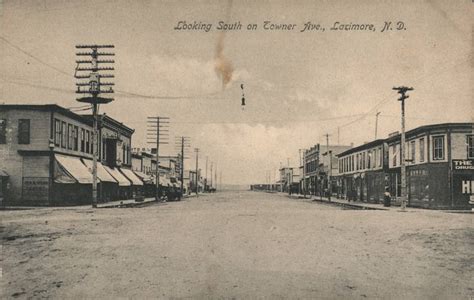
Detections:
[452, 160, 474, 171]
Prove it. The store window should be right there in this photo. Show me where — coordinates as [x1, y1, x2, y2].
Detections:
[18, 119, 30, 144]
[0, 119, 6, 144]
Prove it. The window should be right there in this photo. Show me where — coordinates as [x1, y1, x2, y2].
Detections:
[392, 145, 397, 167]
[18, 119, 30, 144]
[367, 150, 371, 169]
[85, 131, 90, 154]
[419, 138, 425, 162]
[102, 139, 107, 160]
[0, 119, 6, 144]
[68, 124, 73, 149]
[410, 140, 416, 163]
[54, 119, 61, 146]
[362, 152, 366, 170]
[80, 129, 85, 152]
[61, 122, 67, 148]
[73, 126, 79, 151]
[433, 136, 445, 160]
[468, 135, 474, 159]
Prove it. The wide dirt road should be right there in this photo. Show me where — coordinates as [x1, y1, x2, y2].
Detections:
[1, 191, 473, 299]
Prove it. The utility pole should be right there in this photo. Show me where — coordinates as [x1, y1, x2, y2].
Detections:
[325, 133, 331, 201]
[393, 86, 414, 212]
[194, 148, 200, 197]
[147, 116, 170, 201]
[210, 162, 213, 189]
[299, 148, 307, 198]
[175, 136, 190, 197]
[375, 111, 381, 139]
[205, 156, 208, 192]
[75, 44, 115, 208]
[214, 162, 217, 191]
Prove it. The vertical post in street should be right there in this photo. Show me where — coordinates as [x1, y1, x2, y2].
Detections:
[393, 86, 414, 212]
[205, 156, 208, 191]
[325, 133, 331, 201]
[147, 116, 170, 202]
[194, 148, 199, 197]
[375, 111, 381, 139]
[75, 44, 115, 208]
[214, 162, 217, 191]
[175, 136, 190, 197]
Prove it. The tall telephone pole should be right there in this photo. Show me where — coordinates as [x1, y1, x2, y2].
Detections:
[75, 44, 115, 208]
[393, 86, 414, 211]
[194, 148, 200, 197]
[205, 156, 208, 192]
[324, 133, 332, 201]
[147, 116, 170, 201]
[375, 111, 381, 139]
[210, 162, 213, 189]
[175, 136, 190, 196]
[214, 162, 217, 192]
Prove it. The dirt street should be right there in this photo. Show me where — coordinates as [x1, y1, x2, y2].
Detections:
[1, 191, 473, 299]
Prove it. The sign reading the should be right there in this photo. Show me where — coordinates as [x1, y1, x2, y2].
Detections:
[452, 159, 474, 171]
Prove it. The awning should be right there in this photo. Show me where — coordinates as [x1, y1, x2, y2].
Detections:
[155, 175, 171, 186]
[104, 166, 131, 186]
[82, 159, 117, 183]
[55, 154, 92, 184]
[133, 171, 153, 184]
[0, 170, 8, 177]
[120, 168, 143, 186]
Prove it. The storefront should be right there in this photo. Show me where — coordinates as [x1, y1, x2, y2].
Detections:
[104, 166, 132, 199]
[452, 159, 474, 208]
[82, 159, 119, 202]
[120, 168, 144, 198]
[0, 170, 9, 206]
[53, 154, 93, 205]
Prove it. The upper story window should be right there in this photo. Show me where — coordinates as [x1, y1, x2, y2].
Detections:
[61, 122, 67, 148]
[68, 124, 73, 150]
[410, 140, 416, 163]
[433, 135, 445, 160]
[54, 119, 61, 146]
[467, 135, 474, 159]
[18, 119, 30, 144]
[73, 126, 79, 151]
[419, 138, 425, 162]
[80, 129, 85, 152]
[367, 150, 371, 169]
[85, 131, 90, 154]
[0, 119, 6, 144]
[392, 145, 397, 167]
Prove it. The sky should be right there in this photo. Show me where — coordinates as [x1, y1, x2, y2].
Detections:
[1, 0, 472, 185]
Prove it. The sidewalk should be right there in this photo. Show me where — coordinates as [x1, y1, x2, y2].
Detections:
[287, 193, 422, 212]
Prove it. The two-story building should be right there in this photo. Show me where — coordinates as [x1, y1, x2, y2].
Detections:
[386, 123, 473, 209]
[0, 104, 142, 206]
[336, 139, 388, 203]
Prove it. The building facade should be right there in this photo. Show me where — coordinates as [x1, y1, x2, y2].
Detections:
[0, 104, 142, 206]
[386, 123, 474, 209]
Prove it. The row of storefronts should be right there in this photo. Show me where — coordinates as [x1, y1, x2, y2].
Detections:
[252, 123, 473, 210]
[0, 104, 183, 206]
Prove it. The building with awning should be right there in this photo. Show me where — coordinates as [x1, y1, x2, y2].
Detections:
[120, 168, 143, 186]
[82, 159, 117, 183]
[82, 159, 119, 202]
[133, 171, 153, 184]
[104, 166, 131, 186]
[55, 154, 93, 184]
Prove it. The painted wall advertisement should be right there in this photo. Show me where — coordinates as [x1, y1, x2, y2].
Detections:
[452, 160, 474, 206]
[22, 177, 50, 202]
